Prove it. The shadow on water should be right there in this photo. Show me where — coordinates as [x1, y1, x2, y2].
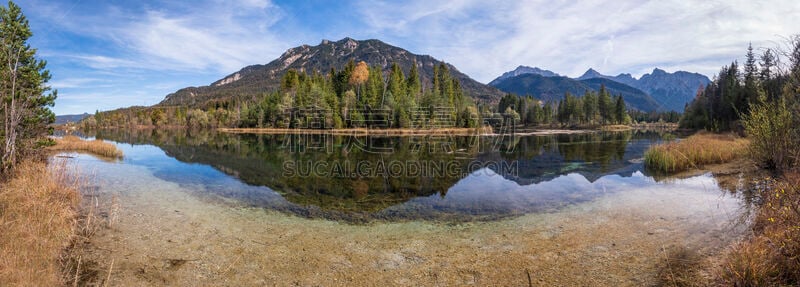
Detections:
[79, 128, 731, 223]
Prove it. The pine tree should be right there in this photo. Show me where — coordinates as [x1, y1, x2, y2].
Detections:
[1, 1, 57, 172]
[614, 95, 627, 124]
[406, 62, 421, 101]
[744, 43, 759, 107]
[388, 62, 406, 106]
[598, 84, 612, 125]
[582, 91, 597, 124]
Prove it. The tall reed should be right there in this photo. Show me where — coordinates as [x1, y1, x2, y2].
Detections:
[0, 160, 82, 285]
[644, 133, 749, 173]
[49, 136, 123, 159]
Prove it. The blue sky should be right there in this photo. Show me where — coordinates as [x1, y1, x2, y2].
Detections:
[17, 0, 800, 115]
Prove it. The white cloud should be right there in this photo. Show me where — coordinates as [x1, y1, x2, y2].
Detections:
[119, 4, 287, 73]
[37, 0, 288, 75]
[356, 0, 800, 82]
[25, 0, 800, 114]
[48, 77, 104, 89]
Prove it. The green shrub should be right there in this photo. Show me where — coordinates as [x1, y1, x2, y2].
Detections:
[742, 94, 798, 169]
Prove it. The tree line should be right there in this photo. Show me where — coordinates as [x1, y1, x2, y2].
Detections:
[682, 37, 800, 170]
[495, 85, 680, 127]
[86, 61, 483, 130]
[680, 42, 788, 131]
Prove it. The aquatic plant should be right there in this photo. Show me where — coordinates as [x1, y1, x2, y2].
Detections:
[49, 135, 123, 159]
[644, 133, 749, 173]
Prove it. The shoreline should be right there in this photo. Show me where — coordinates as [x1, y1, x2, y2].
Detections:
[217, 126, 645, 136]
[64, 151, 744, 286]
[217, 126, 494, 136]
[66, 123, 679, 137]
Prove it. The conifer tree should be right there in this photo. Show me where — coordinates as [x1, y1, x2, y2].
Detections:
[1, 1, 57, 172]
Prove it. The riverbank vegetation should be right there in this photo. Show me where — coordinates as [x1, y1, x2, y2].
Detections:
[717, 36, 800, 286]
[644, 133, 749, 173]
[49, 135, 123, 159]
[84, 61, 484, 130]
[648, 35, 800, 285]
[496, 86, 629, 126]
[0, 160, 81, 285]
[0, 1, 86, 285]
[496, 88, 682, 129]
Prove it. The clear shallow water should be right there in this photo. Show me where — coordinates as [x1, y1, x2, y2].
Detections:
[62, 129, 752, 285]
[76, 129, 737, 222]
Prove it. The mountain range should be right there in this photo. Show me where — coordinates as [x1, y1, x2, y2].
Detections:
[113, 37, 711, 116]
[159, 37, 505, 107]
[490, 73, 662, 111]
[491, 66, 710, 112]
[54, 113, 90, 124]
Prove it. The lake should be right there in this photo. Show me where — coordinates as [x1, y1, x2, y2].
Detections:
[64, 129, 751, 285]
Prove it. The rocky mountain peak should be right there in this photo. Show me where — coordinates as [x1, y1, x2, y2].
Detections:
[159, 37, 504, 107]
[488, 65, 560, 86]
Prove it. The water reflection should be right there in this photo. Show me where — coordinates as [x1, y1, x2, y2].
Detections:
[78, 128, 707, 222]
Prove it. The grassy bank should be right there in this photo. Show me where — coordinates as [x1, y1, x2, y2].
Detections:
[49, 135, 123, 159]
[644, 133, 749, 173]
[0, 160, 82, 285]
[715, 171, 800, 285]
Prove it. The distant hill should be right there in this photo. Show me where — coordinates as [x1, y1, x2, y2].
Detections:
[488, 65, 560, 86]
[574, 68, 710, 112]
[494, 66, 711, 112]
[159, 37, 505, 107]
[634, 68, 710, 112]
[54, 113, 90, 125]
[577, 68, 639, 87]
[490, 73, 662, 112]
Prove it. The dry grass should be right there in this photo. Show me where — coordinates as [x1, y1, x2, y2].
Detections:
[0, 159, 82, 286]
[49, 135, 123, 159]
[644, 133, 750, 174]
[716, 171, 800, 286]
[656, 246, 707, 287]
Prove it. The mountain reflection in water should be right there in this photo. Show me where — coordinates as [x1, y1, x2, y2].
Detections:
[82, 128, 696, 222]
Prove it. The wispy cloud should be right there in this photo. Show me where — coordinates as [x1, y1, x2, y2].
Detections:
[120, 4, 286, 73]
[18, 0, 800, 115]
[356, 0, 800, 82]
[29, 0, 288, 74]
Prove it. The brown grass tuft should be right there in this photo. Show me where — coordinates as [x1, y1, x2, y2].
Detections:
[657, 245, 707, 287]
[0, 159, 82, 286]
[49, 135, 123, 159]
[716, 171, 800, 285]
[644, 133, 749, 174]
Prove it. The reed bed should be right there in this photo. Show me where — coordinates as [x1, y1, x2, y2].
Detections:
[50, 135, 123, 159]
[0, 160, 82, 286]
[644, 133, 749, 174]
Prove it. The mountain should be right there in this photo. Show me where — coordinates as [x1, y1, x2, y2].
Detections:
[488, 65, 560, 86]
[54, 113, 90, 125]
[495, 66, 710, 112]
[490, 73, 662, 111]
[576, 68, 605, 81]
[159, 37, 504, 107]
[636, 68, 710, 112]
[576, 68, 710, 111]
